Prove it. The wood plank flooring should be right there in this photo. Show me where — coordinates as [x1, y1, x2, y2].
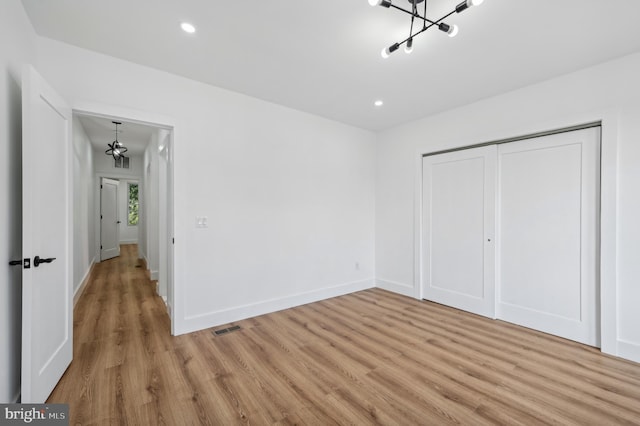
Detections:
[48, 244, 640, 425]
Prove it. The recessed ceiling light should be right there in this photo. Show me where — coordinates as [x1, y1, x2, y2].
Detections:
[374, 100, 384, 107]
[181, 22, 196, 34]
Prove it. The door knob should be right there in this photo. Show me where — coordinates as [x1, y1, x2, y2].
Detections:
[34, 256, 56, 267]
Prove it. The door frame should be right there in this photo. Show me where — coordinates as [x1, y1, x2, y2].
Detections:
[414, 113, 619, 357]
[95, 175, 138, 262]
[73, 103, 179, 335]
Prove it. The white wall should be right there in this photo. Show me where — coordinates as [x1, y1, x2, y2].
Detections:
[376, 52, 640, 363]
[35, 37, 376, 335]
[72, 118, 95, 294]
[0, 0, 36, 403]
[118, 180, 138, 244]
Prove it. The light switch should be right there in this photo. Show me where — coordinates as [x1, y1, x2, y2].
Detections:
[196, 216, 208, 228]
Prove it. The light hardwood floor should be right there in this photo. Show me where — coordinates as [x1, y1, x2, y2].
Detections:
[49, 244, 640, 425]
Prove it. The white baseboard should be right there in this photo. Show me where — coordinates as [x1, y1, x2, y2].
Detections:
[74, 258, 95, 306]
[175, 278, 375, 335]
[120, 239, 138, 244]
[618, 339, 640, 364]
[376, 278, 416, 298]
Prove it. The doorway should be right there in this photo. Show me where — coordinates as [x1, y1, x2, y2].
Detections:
[73, 110, 175, 329]
[100, 177, 120, 261]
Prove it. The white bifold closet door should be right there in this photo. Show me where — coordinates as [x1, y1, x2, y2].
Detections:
[497, 128, 600, 346]
[422, 145, 496, 318]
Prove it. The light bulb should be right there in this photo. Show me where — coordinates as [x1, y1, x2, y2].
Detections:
[469, 0, 484, 6]
[447, 24, 459, 37]
[381, 43, 399, 58]
[405, 38, 413, 54]
[368, 0, 379, 5]
[374, 100, 384, 107]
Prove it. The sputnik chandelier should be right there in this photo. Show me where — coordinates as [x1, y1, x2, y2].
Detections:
[369, 0, 484, 58]
[105, 121, 128, 160]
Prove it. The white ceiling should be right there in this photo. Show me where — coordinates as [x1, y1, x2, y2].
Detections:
[22, 0, 640, 131]
[77, 115, 155, 156]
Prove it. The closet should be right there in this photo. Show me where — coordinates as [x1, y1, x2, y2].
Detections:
[421, 127, 600, 346]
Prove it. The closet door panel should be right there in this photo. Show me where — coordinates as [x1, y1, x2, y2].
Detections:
[422, 145, 496, 318]
[497, 128, 600, 346]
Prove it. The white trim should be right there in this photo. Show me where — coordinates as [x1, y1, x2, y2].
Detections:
[73, 258, 95, 306]
[150, 270, 159, 281]
[376, 278, 415, 298]
[175, 279, 375, 335]
[119, 239, 138, 244]
[617, 340, 640, 364]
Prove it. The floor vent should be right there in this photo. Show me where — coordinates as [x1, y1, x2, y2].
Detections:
[213, 325, 241, 336]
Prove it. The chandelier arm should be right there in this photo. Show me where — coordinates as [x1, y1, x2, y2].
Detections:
[409, 4, 416, 38]
[389, 3, 456, 27]
[423, 0, 428, 29]
[395, 9, 455, 48]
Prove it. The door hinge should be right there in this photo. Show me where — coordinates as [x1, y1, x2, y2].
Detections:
[172, 238, 175, 244]
[101, 215, 103, 219]
[100, 245, 103, 250]
[100, 184, 103, 189]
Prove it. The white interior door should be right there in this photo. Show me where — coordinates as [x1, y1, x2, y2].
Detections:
[497, 128, 600, 346]
[22, 65, 73, 403]
[100, 178, 120, 261]
[422, 145, 496, 318]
